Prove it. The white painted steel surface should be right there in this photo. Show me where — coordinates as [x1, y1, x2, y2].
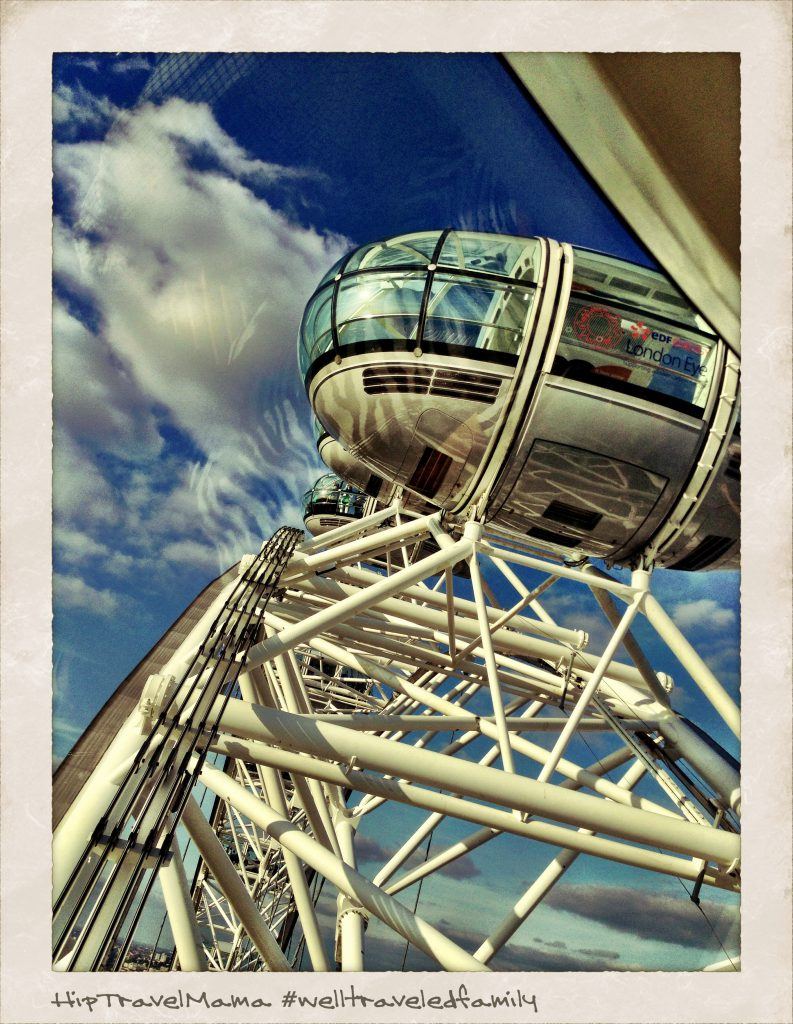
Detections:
[53, 513, 740, 973]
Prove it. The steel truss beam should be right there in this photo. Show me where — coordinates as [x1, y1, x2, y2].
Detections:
[53, 512, 741, 972]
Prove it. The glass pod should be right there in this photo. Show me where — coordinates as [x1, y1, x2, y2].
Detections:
[301, 474, 367, 537]
[300, 231, 740, 570]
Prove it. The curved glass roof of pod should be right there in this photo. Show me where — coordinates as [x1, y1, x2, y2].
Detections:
[300, 229, 721, 417]
[299, 229, 543, 380]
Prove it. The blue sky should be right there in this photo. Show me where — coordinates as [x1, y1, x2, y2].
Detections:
[51, 52, 739, 970]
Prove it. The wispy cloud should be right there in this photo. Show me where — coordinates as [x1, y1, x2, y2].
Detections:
[433, 917, 625, 972]
[672, 598, 736, 631]
[54, 572, 121, 617]
[53, 298, 163, 462]
[161, 538, 222, 573]
[111, 55, 156, 75]
[53, 82, 120, 139]
[53, 433, 122, 528]
[68, 57, 100, 74]
[55, 525, 110, 564]
[53, 88, 349, 622]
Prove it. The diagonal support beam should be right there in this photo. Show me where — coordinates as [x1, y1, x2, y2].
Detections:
[181, 797, 291, 972]
[536, 573, 648, 785]
[246, 538, 473, 670]
[202, 699, 740, 864]
[475, 758, 647, 963]
[199, 763, 489, 972]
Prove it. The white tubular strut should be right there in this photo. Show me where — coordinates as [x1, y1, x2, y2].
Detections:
[54, 512, 739, 974]
[475, 758, 648, 963]
[202, 700, 739, 865]
[199, 763, 490, 972]
[181, 797, 291, 972]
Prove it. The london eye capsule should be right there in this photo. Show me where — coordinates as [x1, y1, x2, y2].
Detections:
[301, 473, 367, 536]
[299, 231, 740, 570]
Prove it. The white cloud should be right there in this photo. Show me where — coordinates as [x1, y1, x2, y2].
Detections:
[53, 92, 340, 585]
[111, 56, 155, 75]
[53, 298, 163, 462]
[161, 538, 222, 573]
[671, 598, 736, 631]
[54, 96, 345, 454]
[54, 525, 110, 563]
[54, 572, 120, 617]
[53, 432, 121, 527]
[124, 97, 324, 187]
[53, 82, 120, 137]
[69, 57, 100, 73]
[105, 551, 139, 576]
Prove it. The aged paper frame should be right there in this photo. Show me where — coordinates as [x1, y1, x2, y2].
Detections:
[1, 2, 791, 1022]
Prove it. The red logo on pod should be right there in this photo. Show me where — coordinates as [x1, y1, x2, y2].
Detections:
[573, 305, 623, 349]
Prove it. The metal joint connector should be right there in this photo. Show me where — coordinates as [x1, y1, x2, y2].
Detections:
[238, 553, 257, 577]
[338, 904, 369, 926]
[138, 673, 178, 733]
[334, 899, 369, 961]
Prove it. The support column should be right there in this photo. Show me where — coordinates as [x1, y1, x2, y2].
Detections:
[335, 819, 366, 971]
[159, 828, 208, 972]
[466, 520, 514, 775]
[181, 797, 291, 971]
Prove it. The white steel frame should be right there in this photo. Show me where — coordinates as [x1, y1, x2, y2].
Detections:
[52, 502, 740, 972]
